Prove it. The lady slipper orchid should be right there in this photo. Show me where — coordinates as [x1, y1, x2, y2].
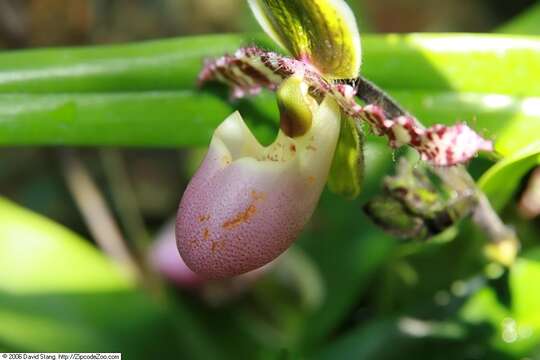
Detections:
[177, 79, 340, 278]
[177, 0, 493, 278]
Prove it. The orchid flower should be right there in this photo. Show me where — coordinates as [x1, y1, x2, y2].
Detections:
[176, 0, 493, 279]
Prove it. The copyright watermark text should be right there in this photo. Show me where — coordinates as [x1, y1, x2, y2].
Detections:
[1, 354, 121, 360]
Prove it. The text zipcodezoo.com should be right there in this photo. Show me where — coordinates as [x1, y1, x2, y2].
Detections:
[1, 354, 121, 360]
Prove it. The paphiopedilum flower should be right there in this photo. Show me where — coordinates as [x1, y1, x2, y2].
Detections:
[177, 0, 493, 278]
[177, 86, 340, 278]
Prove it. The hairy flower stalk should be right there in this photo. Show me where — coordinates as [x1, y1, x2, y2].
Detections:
[177, 0, 495, 278]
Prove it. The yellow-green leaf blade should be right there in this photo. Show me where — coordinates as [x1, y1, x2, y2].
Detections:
[0, 196, 133, 294]
[478, 141, 540, 211]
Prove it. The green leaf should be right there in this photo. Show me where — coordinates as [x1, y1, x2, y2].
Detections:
[511, 249, 540, 331]
[317, 251, 540, 359]
[361, 34, 540, 97]
[1, 34, 539, 97]
[327, 114, 363, 199]
[478, 142, 540, 211]
[0, 197, 223, 359]
[460, 249, 540, 357]
[0, 290, 179, 358]
[1, 89, 537, 154]
[0, 196, 132, 293]
[0, 34, 538, 147]
[298, 141, 396, 349]
[313, 319, 400, 360]
[498, 3, 540, 35]
[0, 91, 278, 147]
[0, 35, 273, 93]
[313, 318, 468, 360]
[247, 0, 362, 79]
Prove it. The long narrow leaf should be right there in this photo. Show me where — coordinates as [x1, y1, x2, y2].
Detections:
[0, 90, 537, 150]
[0, 91, 278, 146]
[0, 35, 272, 93]
[0, 34, 539, 96]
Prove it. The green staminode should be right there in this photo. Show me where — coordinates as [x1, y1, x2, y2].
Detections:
[276, 74, 316, 138]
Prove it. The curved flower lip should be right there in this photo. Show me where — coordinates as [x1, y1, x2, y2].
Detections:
[176, 96, 340, 279]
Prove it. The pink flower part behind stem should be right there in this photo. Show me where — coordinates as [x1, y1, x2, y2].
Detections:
[151, 219, 274, 288]
[150, 220, 206, 288]
[176, 97, 341, 278]
[199, 46, 493, 167]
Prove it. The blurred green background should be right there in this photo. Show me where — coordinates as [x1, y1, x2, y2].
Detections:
[0, 0, 540, 359]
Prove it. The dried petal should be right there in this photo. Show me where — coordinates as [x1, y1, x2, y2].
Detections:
[176, 97, 341, 278]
